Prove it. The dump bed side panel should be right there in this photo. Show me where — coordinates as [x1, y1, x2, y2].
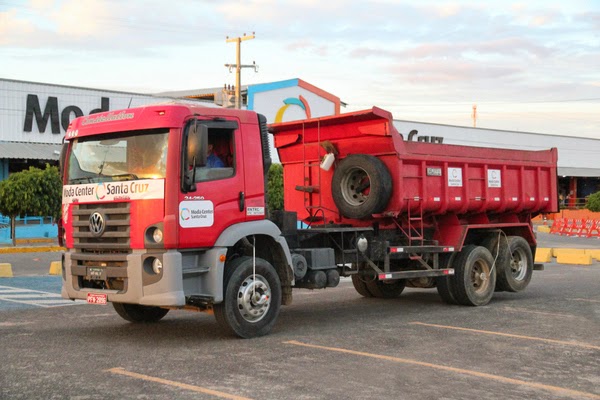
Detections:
[271, 108, 558, 226]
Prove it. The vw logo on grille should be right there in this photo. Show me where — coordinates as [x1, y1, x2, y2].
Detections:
[89, 212, 106, 237]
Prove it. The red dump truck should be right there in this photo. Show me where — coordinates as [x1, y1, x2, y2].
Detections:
[59, 104, 558, 338]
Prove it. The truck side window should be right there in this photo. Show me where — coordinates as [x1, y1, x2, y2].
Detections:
[195, 128, 235, 182]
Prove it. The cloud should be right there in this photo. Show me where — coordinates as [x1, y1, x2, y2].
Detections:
[387, 59, 521, 84]
[0, 9, 37, 45]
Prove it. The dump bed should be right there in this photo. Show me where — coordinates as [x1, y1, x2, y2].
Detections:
[271, 107, 558, 226]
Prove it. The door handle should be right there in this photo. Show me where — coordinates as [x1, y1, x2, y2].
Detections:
[238, 191, 245, 212]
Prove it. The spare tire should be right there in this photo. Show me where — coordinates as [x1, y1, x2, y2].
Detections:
[332, 154, 392, 219]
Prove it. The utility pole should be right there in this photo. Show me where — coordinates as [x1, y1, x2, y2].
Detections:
[472, 104, 477, 127]
[225, 32, 258, 109]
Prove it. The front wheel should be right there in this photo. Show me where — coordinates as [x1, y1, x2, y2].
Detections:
[112, 303, 169, 323]
[214, 256, 282, 338]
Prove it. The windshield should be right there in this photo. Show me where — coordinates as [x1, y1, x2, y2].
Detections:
[67, 129, 169, 184]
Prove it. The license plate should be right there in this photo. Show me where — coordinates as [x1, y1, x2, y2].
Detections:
[87, 293, 107, 305]
[88, 267, 104, 279]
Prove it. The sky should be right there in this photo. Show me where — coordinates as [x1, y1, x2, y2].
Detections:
[1, 0, 599, 138]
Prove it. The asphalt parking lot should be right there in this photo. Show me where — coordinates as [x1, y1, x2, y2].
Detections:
[0, 234, 599, 400]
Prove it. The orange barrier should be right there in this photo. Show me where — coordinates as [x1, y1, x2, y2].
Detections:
[550, 218, 600, 238]
[536, 210, 600, 222]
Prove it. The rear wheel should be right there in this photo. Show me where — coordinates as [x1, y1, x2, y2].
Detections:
[496, 236, 533, 292]
[481, 233, 511, 292]
[214, 256, 282, 338]
[365, 279, 406, 298]
[112, 303, 169, 323]
[351, 274, 373, 298]
[452, 245, 496, 306]
[436, 276, 458, 305]
[436, 254, 458, 305]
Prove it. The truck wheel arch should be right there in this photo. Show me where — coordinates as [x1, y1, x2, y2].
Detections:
[215, 220, 294, 305]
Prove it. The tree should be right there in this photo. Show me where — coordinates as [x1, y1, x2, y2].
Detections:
[267, 163, 283, 212]
[586, 191, 600, 212]
[0, 164, 62, 246]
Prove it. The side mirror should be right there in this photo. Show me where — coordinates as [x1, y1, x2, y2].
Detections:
[182, 121, 208, 192]
[59, 141, 68, 177]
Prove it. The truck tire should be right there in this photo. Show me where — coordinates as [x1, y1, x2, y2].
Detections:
[436, 253, 458, 304]
[112, 303, 169, 323]
[366, 279, 406, 298]
[332, 154, 392, 219]
[214, 256, 282, 338]
[496, 236, 533, 292]
[351, 274, 374, 297]
[436, 276, 458, 305]
[481, 233, 511, 292]
[453, 245, 496, 306]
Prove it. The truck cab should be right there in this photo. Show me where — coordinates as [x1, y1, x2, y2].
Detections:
[61, 104, 293, 338]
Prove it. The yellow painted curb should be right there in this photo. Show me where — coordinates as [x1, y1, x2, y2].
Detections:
[537, 225, 551, 233]
[49, 261, 62, 276]
[0, 263, 13, 278]
[16, 238, 56, 244]
[0, 246, 65, 254]
[552, 248, 582, 258]
[556, 253, 592, 265]
[585, 249, 600, 261]
[534, 248, 553, 263]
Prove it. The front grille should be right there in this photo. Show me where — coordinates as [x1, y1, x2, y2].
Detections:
[72, 202, 131, 251]
[70, 203, 131, 291]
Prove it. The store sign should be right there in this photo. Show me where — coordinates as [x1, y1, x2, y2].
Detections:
[23, 94, 110, 134]
[407, 129, 444, 144]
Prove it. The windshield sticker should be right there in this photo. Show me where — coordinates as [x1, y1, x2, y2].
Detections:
[62, 179, 165, 204]
[179, 200, 214, 228]
[82, 111, 135, 126]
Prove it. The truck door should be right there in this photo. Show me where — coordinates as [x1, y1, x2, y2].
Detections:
[178, 119, 245, 248]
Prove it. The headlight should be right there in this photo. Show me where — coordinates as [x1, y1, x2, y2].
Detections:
[152, 228, 163, 243]
[152, 258, 163, 274]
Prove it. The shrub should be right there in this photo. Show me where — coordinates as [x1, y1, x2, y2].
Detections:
[586, 191, 600, 212]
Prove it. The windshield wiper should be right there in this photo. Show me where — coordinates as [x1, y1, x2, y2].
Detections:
[111, 173, 140, 181]
[69, 177, 94, 184]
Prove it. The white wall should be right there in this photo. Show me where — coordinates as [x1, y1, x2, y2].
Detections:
[252, 86, 336, 124]
[393, 120, 600, 176]
[0, 79, 179, 145]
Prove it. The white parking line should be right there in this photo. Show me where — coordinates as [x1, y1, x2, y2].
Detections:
[0, 284, 81, 308]
[285, 340, 600, 400]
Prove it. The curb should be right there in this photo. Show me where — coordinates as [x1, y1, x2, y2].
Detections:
[536, 247, 599, 265]
[0, 263, 13, 277]
[556, 253, 592, 265]
[49, 261, 61, 276]
[0, 246, 65, 254]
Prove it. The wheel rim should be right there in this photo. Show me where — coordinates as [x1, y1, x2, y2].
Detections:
[237, 275, 271, 323]
[340, 167, 371, 206]
[510, 248, 528, 281]
[471, 259, 491, 294]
